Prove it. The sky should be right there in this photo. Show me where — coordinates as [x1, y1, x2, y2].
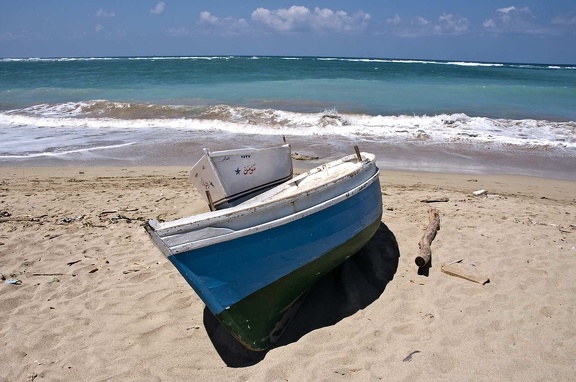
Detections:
[1, 1, 575, 64]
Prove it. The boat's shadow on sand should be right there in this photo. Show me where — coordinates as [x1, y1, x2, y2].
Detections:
[203, 222, 400, 367]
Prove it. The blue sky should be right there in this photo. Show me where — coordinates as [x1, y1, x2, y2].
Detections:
[1, 1, 575, 63]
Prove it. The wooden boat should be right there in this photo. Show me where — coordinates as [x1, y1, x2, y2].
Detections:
[190, 144, 293, 210]
[145, 148, 382, 351]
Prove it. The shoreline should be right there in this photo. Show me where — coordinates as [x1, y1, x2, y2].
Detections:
[1, 135, 576, 181]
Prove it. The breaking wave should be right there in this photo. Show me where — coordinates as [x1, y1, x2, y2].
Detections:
[1, 100, 575, 158]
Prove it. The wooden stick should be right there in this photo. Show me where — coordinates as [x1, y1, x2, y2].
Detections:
[0, 216, 43, 222]
[415, 208, 440, 267]
[205, 190, 215, 212]
[420, 197, 449, 203]
[440, 263, 490, 285]
[354, 145, 362, 162]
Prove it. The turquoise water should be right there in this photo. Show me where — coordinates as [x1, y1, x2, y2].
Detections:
[1, 56, 575, 119]
[0, 56, 575, 178]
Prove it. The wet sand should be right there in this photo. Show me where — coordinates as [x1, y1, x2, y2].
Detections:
[2, 135, 576, 181]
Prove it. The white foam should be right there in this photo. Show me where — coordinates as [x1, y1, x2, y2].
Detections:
[1, 104, 575, 157]
[0, 142, 136, 158]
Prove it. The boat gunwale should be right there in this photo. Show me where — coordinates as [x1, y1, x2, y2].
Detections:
[205, 143, 291, 158]
[168, 168, 380, 254]
[152, 152, 375, 234]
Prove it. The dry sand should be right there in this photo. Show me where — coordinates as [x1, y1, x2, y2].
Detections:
[1, 166, 575, 381]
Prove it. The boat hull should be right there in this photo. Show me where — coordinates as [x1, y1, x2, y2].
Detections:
[215, 217, 381, 350]
[167, 172, 382, 350]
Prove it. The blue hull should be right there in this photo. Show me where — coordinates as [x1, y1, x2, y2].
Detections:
[167, 174, 382, 349]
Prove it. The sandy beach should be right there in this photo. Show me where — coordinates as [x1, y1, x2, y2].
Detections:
[1, 165, 575, 381]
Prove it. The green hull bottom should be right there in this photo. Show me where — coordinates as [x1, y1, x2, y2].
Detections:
[216, 218, 382, 351]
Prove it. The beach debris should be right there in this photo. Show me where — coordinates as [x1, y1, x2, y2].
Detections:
[402, 350, 421, 362]
[291, 152, 319, 161]
[89, 267, 98, 273]
[109, 214, 140, 223]
[32, 273, 64, 276]
[4, 279, 22, 285]
[415, 208, 440, 268]
[440, 260, 490, 285]
[60, 215, 84, 224]
[420, 197, 449, 203]
[99, 207, 139, 216]
[82, 220, 107, 228]
[472, 189, 487, 196]
[1, 214, 46, 223]
[122, 269, 140, 274]
[559, 225, 576, 234]
[67, 260, 81, 266]
[99, 208, 143, 223]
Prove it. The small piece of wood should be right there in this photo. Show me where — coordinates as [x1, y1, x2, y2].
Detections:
[440, 263, 490, 285]
[291, 153, 319, 161]
[0, 216, 40, 222]
[415, 208, 440, 267]
[99, 208, 138, 216]
[354, 145, 362, 162]
[205, 190, 215, 212]
[420, 197, 449, 203]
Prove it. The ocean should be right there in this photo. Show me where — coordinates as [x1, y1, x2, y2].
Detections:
[1, 56, 575, 179]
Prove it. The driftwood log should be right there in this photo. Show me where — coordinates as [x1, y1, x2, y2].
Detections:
[415, 208, 440, 267]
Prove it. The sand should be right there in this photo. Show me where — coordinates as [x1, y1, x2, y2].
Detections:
[1, 165, 575, 381]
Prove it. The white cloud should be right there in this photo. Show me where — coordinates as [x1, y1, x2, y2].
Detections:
[414, 16, 430, 27]
[198, 11, 249, 36]
[552, 14, 576, 26]
[96, 9, 115, 18]
[483, 6, 544, 34]
[434, 13, 469, 35]
[251, 6, 370, 33]
[386, 14, 401, 26]
[549, 10, 576, 36]
[497, 6, 517, 15]
[199, 11, 219, 25]
[150, 2, 165, 15]
[0, 30, 35, 41]
[383, 12, 468, 37]
[96, 23, 104, 33]
[482, 19, 496, 29]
